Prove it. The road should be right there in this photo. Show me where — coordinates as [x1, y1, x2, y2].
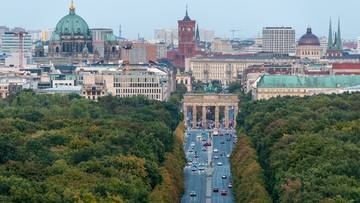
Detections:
[181, 128, 236, 203]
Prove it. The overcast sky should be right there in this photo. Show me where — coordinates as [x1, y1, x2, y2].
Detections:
[1, 0, 359, 40]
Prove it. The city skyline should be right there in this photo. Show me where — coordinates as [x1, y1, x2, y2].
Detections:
[1, 0, 360, 40]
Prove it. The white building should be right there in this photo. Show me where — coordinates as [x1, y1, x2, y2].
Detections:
[186, 54, 298, 84]
[154, 29, 178, 46]
[262, 27, 295, 54]
[0, 26, 10, 48]
[1, 31, 32, 66]
[211, 38, 233, 53]
[80, 64, 173, 101]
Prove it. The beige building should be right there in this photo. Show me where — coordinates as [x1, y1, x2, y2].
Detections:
[211, 38, 233, 53]
[176, 73, 192, 92]
[80, 64, 172, 101]
[0, 77, 25, 99]
[262, 27, 295, 54]
[296, 28, 322, 60]
[253, 75, 360, 100]
[186, 54, 298, 84]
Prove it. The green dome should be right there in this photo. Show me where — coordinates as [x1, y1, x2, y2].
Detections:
[54, 5, 90, 37]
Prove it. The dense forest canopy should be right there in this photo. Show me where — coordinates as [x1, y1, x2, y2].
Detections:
[236, 93, 360, 202]
[0, 91, 181, 203]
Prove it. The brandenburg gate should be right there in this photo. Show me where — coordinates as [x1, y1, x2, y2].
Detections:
[183, 93, 239, 129]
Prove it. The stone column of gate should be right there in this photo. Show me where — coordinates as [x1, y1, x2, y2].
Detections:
[215, 105, 220, 128]
[192, 105, 197, 128]
[183, 104, 188, 127]
[234, 105, 239, 128]
[202, 105, 207, 129]
[224, 105, 229, 129]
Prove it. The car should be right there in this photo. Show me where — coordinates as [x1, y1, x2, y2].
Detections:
[220, 190, 227, 196]
[217, 162, 223, 166]
[213, 148, 218, 153]
[222, 175, 227, 179]
[226, 154, 230, 158]
[190, 142, 195, 147]
[192, 166, 198, 171]
[188, 149, 193, 153]
[226, 138, 231, 141]
[202, 147, 207, 151]
[202, 137, 207, 141]
[228, 183, 233, 188]
[214, 155, 219, 159]
[213, 187, 219, 192]
[203, 142, 211, 147]
[190, 191, 197, 197]
[220, 141, 225, 144]
[194, 154, 199, 158]
[198, 164, 205, 171]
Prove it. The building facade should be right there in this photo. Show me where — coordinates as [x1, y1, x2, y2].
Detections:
[47, 2, 119, 64]
[296, 28, 322, 60]
[1, 31, 32, 59]
[80, 64, 173, 101]
[253, 75, 360, 100]
[178, 9, 196, 66]
[262, 27, 295, 54]
[186, 54, 298, 84]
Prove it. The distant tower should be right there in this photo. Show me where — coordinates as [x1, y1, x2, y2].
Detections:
[178, 7, 196, 59]
[326, 18, 343, 57]
[195, 24, 200, 45]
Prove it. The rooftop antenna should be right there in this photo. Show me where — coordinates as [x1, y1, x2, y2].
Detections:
[119, 24, 122, 38]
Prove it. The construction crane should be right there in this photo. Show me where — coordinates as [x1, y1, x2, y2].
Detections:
[230, 29, 241, 40]
[14, 31, 28, 68]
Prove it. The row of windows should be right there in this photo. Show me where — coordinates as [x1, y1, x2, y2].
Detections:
[115, 78, 157, 83]
[114, 83, 160, 88]
[116, 88, 162, 94]
[259, 88, 306, 93]
[119, 94, 161, 100]
[300, 51, 320, 55]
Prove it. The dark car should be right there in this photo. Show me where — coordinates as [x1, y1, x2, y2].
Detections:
[221, 190, 227, 196]
[222, 175, 227, 179]
[213, 187, 219, 192]
[190, 191, 197, 197]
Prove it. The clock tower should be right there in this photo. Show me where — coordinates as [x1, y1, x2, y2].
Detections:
[178, 8, 196, 60]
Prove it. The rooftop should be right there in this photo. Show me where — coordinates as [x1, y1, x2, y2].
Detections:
[257, 75, 360, 88]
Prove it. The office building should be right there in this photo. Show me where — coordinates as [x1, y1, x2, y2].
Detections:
[80, 64, 173, 101]
[262, 27, 295, 54]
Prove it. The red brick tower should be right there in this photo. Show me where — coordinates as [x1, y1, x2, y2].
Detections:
[178, 8, 196, 59]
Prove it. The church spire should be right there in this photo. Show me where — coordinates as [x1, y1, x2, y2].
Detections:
[183, 5, 191, 21]
[195, 24, 200, 44]
[336, 18, 342, 50]
[327, 18, 333, 50]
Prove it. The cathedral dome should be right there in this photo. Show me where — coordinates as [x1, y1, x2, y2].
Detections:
[53, 2, 91, 38]
[298, 28, 320, 46]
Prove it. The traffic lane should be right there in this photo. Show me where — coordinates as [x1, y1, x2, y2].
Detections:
[182, 169, 206, 203]
[212, 165, 230, 202]
[182, 130, 208, 203]
[211, 135, 234, 203]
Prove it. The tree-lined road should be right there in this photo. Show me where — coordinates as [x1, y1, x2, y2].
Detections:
[182, 128, 236, 203]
